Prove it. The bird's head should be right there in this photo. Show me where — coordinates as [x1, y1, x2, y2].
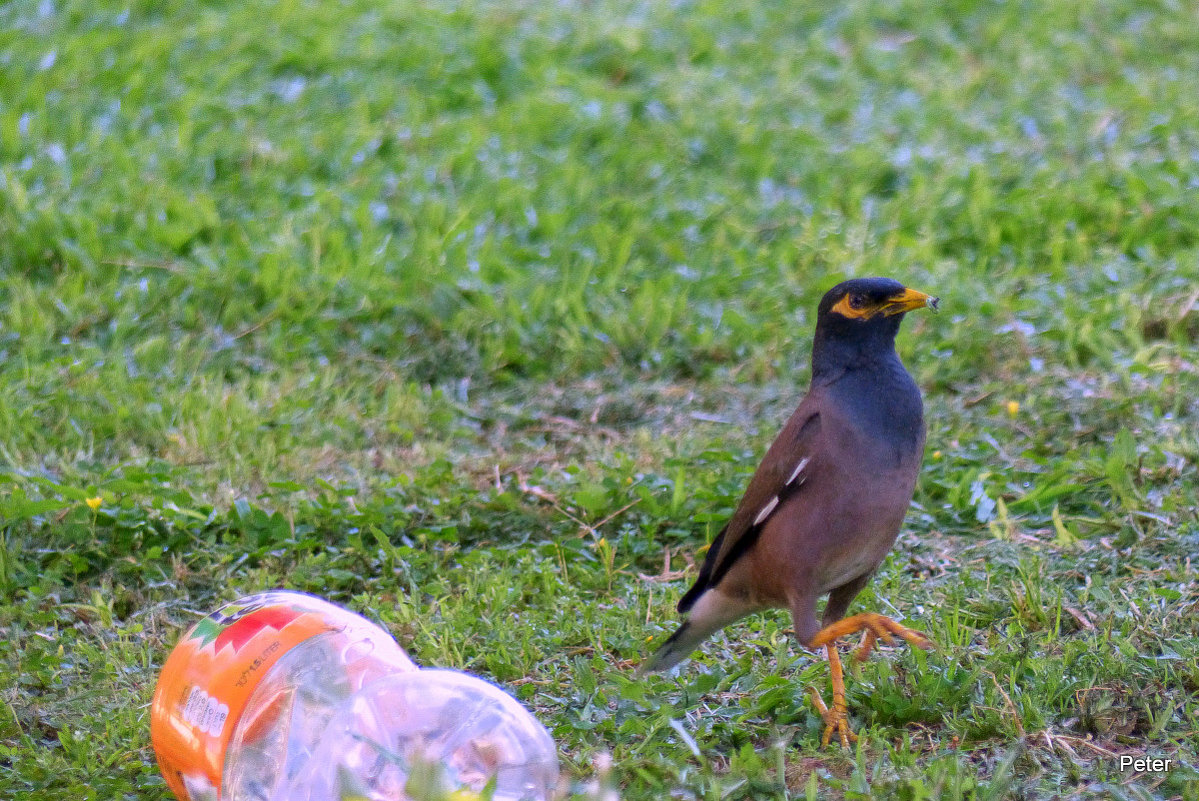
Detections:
[811, 277, 938, 377]
[817, 277, 939, 327]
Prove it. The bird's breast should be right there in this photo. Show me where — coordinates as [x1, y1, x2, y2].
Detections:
[810, 466, 914, 590]
[752, 420, 921, 600]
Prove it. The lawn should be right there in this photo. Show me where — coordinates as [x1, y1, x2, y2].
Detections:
[2, 0, 1199, 798]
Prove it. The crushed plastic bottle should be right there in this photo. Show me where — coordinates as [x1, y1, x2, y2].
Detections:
[151, 591, 559, 801]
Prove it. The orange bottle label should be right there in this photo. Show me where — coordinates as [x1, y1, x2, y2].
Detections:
[150, 591, 405, 800]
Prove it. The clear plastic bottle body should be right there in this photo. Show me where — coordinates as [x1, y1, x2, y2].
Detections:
[152, 591, 558, 801]
[220, 627, 559, 801]
[222, 628, 413, 800]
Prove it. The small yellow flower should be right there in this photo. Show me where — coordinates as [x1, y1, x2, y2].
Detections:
[1006, 400, 1020, 417]
[932, 450, 942, 460]
[85, 496, 103, 510]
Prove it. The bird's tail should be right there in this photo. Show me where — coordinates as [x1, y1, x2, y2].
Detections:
[642, 623, 705, 671]
[639, 590, 755, 675]
[639, 620, 709, 675]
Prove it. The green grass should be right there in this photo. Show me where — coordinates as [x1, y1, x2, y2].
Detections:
[3, 0, 1199, 797]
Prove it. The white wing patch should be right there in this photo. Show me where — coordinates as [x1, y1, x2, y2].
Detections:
[785, 457, 810, 486]
[752, 496, 779, 526]
[751, 456, 811, 529]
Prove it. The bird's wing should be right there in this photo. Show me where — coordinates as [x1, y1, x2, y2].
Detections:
[677, 399, 824, 614]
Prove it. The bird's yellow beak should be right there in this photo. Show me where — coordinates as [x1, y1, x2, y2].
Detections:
[882, 287, 939, 316]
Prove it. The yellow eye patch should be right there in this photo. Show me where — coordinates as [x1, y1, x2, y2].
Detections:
[830, 295, 878, 320]
[830, 287, 937, 320]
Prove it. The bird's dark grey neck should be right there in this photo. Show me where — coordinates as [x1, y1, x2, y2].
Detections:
[810, 318, 902, 383]
[810, 327, 924, 452]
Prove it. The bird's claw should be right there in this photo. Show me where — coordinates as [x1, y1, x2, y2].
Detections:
[810, 613, 930, 661]
[846, 614, 932, 662]
[807, 686, 858, 748]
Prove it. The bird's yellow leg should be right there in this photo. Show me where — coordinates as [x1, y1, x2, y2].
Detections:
[807, 614, 932, 747]
[807, 643, 858, 747]
[809, 612, 933, 662]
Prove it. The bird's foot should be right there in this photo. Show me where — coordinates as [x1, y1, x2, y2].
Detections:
[805, 615, 933, 747]
[809, 612, 933, 663]
[807, 685, 858, 748]
[807, 642, 860, 748]
[851, 614, 932, 662]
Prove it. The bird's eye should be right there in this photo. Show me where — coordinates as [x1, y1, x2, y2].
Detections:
[848, 294, 865, 309]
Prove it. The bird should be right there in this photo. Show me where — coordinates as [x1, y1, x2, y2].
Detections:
[641, 276, 938, 747]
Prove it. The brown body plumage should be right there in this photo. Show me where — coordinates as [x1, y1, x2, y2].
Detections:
[642, 276, 938, 746]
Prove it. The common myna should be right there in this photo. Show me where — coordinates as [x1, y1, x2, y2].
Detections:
[642, 276, 938, 747]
